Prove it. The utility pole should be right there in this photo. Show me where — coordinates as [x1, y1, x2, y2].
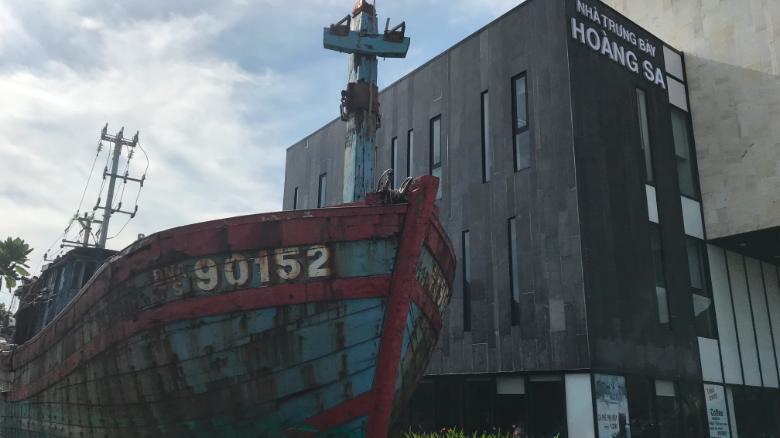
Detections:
[95, 124, 142, 248]
[323, 0, 410, 202]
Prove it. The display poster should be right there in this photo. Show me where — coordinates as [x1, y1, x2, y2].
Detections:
[704, 384, 731, 438]
[594, 374, 631, 438]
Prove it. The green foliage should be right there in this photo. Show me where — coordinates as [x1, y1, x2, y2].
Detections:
[402, 428, 514, 438]
[0, 237, 33, 293]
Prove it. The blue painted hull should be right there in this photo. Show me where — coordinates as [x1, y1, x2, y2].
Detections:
[1, 177, 455, 437]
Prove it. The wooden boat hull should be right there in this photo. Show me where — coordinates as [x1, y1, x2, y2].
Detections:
[0, 176, 454, 437]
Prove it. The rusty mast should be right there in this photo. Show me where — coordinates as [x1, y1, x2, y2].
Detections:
[323, 0, 410, 202]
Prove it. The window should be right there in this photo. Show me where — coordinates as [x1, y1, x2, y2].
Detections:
[81, 262, 97, 287]
[636, 88, 654, 183]
[429, 116, 442, 199]
[671, 110, 698, 198]
[686, 238, 717, 338]
[292, 187, 299, 210]
[463, 379, 492, 433]
[508, 217, 521, 325]
[70, 262, 84, 289]
[317, 173, 327, 208]
[626, 377, 655, 438]
[481, 91, 492, 182]
[655, 380, 682, 438]
[407, 129, 414, 178]
[511, 73, 531, 170]
[462, 230, 471, 332]
[649, 225, 670, 324]
[391, 136, 398, 188]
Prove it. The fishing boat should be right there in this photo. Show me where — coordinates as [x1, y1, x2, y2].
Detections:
[2, 175, 454, 438]
[1, 1, 455, 437]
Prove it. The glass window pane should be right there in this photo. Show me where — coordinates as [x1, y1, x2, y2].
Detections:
[69, 262, 83, 289]
[693, 293, 718, 338]
[81, 262, 96, 288]
[407, 130, 414, 178]
[650, 225, 670, 324]
[627, 377, 655, 438]
[293, 187, 299, 210]
[686, 239, 704, 291]
[513, 76, 528, 130]
[391, 137, 398, 188]
[636, 88, 654, 183]
[432, 166, 442, 199]
[678, 382, 708, 438]
[404, 380, 435, 432]
[481, 91, 491, 183]
[436, 377, 464, 429]
[650, 226, 666, 288]
[495, 393, 527, 435]
[672, 111, 697, 198]
[462, 230, 471, 332]
[656, 287, 670, 324]
[509, 217, 521, 325]
[430, 117, 441, 167]
[318, 173, 327, 208]
[464, 379, 492, 433]
[515, 131, 532, 170]
[656, 391, 682, 438]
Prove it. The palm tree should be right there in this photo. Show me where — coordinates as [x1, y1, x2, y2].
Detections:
[0, 237, 33, 293]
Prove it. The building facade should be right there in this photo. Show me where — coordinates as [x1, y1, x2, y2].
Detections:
[283, 0, 780, 436]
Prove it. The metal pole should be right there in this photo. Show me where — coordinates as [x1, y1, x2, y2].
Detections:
[81, 213, 91, 246]
[98, 128, 124, 248]
[323, 0, 408, 203]
[342, 4, 379, 203]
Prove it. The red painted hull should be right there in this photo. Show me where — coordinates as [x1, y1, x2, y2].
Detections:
[0, 176, 454, 437]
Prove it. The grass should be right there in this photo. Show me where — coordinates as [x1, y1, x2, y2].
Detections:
[401, 429, 513, 438]
[401, 429, 561, 438]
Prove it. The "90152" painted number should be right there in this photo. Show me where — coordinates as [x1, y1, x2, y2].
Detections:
[192, 245, 332, 292]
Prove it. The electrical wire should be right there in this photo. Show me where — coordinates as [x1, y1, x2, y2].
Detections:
[35, 136, 108, 272]
[75, 140, 103, 216]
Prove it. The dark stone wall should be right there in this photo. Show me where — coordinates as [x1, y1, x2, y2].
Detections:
[285, 0, 588, 374]
[566, 0, 701, 379]
[284, 0, 704, 379]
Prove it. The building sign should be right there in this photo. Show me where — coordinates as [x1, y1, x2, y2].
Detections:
[594, 374, 631, 438]
[570, 0, 667, 90]
[704, 384, 731, 438]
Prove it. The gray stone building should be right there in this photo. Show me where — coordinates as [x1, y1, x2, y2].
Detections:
[283, 0, 780, 436]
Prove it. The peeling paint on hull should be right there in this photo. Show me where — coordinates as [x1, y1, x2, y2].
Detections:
[0, 176, 455, 438]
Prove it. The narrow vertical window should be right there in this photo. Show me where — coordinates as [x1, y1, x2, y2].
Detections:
[481, 91, 492, 182]
[511, 73, 531, 171]
[429, 116, 442, 199]
[508, 217, 521, 325]
[407, 129, 414, 178]
[687, 238, 717, 338]
[317, 173, 327, 208]
[391, 137, 398, 188]
[462, 230, 471, 332]
[636, 88, 654, 183]
[671, 110, 698, 199]
[292, 187, 299, 210]
[650, 224, 670, 324]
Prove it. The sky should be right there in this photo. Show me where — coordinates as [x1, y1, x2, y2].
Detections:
[0, 0, 521, 304]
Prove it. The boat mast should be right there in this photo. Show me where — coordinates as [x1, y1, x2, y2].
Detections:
[59, 125, 145, 251]
[323, 0, 410, 202]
